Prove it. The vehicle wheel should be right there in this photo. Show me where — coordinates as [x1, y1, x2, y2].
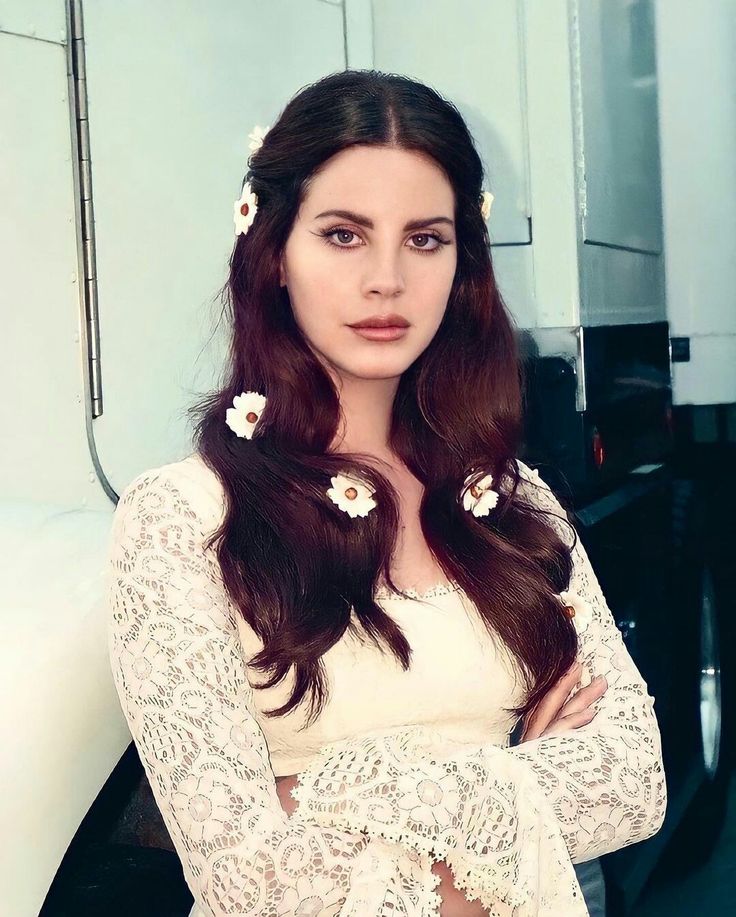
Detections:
[657, 558, 732, 874]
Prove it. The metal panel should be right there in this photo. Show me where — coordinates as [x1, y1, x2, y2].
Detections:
[0, 0, 66, 43]
[577, 0, 663, 254]
[371, 0, 531, 245]
[655, 0, 736, 406]
[572, 0, 667, 326]
[0, 23, 96, 508]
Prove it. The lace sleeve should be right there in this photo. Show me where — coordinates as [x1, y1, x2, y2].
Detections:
[106, 467, 439, 917]
[504, 460, 668, 864]
[288, 461, 667, 914]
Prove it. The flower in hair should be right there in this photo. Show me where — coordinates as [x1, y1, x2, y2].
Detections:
[462, 471, 500, 517]
[326, 472, 377, 518]
[234, 180, 258, 236]
[480, 190, 495, 220]
[248, 124, 271, 155]
[225, 390, 266, 438]
[558, 590, 594, 635]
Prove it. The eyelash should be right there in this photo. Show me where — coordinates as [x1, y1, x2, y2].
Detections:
[318, 226, 451, 255]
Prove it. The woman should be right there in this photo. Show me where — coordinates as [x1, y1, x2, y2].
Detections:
[107, 70, 666, 915]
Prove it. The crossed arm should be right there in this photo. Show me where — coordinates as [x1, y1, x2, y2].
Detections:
[107, 462, 666, 915]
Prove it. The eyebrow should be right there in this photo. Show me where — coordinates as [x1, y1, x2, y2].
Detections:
[313, 209, 455, 231]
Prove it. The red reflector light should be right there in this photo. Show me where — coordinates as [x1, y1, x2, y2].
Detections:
[592, 426, 605, 469]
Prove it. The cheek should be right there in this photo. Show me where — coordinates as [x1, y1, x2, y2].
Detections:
[416, 264, 456, 325]
[286, 260, 344, 332]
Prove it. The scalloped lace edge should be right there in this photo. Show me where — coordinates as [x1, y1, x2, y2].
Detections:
[289, 783, 530, 912]
[374, 580, 463, 601]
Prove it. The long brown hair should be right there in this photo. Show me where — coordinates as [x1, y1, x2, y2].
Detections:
[188, 69, 578, 729]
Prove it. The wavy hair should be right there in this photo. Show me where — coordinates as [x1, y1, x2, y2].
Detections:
[189, 69, 579, 728]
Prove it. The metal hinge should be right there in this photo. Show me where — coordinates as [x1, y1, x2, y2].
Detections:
[66, 0, 103, 420]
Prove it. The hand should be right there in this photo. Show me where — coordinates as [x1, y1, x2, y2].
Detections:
[275, 773, 300, 817]
[520, 661, 608, 742]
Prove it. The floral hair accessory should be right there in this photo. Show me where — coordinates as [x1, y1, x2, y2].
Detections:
[225, 390, 266, 438]
[326, 472, 377, 518]
[248, 124, 271, 155]
[234, 124, 271, 237]
[558, 590, 593, 634]
[462, 471, 500, 517]
[234, 181, 258, 236]
[480, 190, 495, 220]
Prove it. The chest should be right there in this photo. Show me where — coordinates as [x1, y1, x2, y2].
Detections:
[252, 588, 526, 780]
[385, 466, 451, 592]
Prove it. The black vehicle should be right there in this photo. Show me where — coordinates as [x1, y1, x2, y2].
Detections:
[520, 320, 734, 915]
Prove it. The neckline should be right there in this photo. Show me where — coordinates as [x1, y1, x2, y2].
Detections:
[374, 579, 463, 601]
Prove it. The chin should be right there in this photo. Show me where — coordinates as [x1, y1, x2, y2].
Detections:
[337, 356, 411, 381]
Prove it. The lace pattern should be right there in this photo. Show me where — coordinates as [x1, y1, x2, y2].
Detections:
[106, 457, 666, 916]
[374, 579, 463, 601]
[289, 463, 667, 911]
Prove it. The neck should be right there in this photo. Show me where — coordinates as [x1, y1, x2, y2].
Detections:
[328, 372, 401, 463]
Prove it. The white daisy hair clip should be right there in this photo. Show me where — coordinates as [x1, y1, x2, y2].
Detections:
[462, 470, 500, 517]
[248, 124, 271, 155]
[326, 473, 377, 519]
[225, 390, 267, 439]
[234, 124, 271, 237]
[558, 590, 594, 635]
[234, 181, 258, 236]
[480, 189, 494, 220]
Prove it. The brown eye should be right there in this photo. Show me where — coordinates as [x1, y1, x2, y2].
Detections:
[319, 226, 450, 255]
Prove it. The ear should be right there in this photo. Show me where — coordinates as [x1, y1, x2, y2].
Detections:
[279, 259, 286, 287]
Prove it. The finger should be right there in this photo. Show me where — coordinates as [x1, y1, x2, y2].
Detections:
[529, 661, 583, 723]
[522, 662, 583, 740]
[541, 707, 599, 739]
[558, 676, 608, 718]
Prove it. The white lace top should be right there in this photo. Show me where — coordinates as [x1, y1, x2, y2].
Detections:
[106, 452, 667, 916]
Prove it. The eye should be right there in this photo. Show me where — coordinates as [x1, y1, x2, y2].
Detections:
[318, 226, 451, 255]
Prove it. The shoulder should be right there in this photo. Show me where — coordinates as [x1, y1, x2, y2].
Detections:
[510, 457, 577, 543]
[512, 457, 551, 491]
[509, 457, 566, 516]
[114, 451, 226, 541]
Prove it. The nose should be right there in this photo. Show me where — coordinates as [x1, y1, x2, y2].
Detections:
[361, 245, 406, 298]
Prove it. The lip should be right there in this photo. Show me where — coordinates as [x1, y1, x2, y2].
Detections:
[349, 313, 410, 329]
[350, 325, 408, 342]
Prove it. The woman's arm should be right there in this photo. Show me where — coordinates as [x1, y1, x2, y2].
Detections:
[286, 461, 666, 911]
[110, 461, 663, 915]
[505, 461, 668, 863]
[107, 467, 421, 916]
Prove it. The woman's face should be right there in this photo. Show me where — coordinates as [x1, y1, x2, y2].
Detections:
[279, 145, 457, 384]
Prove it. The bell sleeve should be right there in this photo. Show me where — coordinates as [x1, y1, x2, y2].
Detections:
[106, 467, 441, 917]
[288, 460, 667, 914]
